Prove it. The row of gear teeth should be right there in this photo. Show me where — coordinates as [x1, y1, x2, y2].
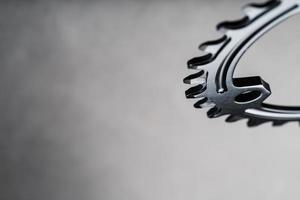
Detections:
[184, 0, 300, 127]
[225, 114, 291, 127]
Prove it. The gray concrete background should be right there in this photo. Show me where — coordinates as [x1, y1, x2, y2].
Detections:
[1, 0, 300, 200]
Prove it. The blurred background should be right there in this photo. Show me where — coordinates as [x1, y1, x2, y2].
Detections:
[1, 0, 300, 199]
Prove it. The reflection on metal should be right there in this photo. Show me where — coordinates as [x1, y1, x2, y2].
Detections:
[184, 0, 300, 127]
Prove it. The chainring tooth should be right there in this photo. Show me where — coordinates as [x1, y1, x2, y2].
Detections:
[247, 118, 268, 127]
[194, 97, 211, 109]
[187, 54, 213, 69]
[199, 36, 228, 54]
[225, 114, 245, 123]
[183, 70, 206, 85]
[207, 107, 222, 118]
[272, 120, 288, 126]
[243, 0, 281, 19]
[217, 17, 250, 32]
[185, 84, 206, 99]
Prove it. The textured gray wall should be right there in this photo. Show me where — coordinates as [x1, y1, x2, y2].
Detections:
[1, 0, 300, 200]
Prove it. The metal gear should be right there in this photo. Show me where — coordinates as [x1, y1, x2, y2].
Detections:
[184, 0, 300, 127]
